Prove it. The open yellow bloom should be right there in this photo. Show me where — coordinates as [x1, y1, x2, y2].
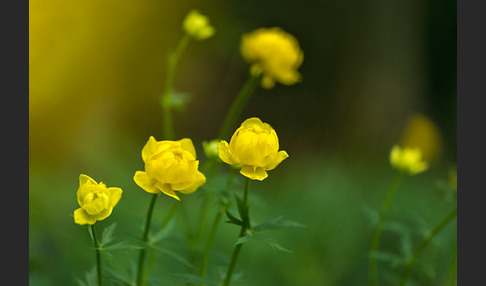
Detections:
[74, 174, 122, 225]
[240, 27, 303, 89]
[218, 117, 289, 181]
[134, 136, 206, 200]
[182, 10, 215, 40]
[389, 145, 428, 175]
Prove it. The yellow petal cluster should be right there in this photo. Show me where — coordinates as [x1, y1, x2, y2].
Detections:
[240, 27, 303, 89]
[182, 10, 215, 40]
[389, 145, 428, 175]
[74, 174, 122, 225]
[134, 136, 206, 200]
[218, 117, 289, 181]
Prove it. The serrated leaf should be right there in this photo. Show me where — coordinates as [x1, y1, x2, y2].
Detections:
[101, 223, 117, 246]
[104, 267, 134, 286]
[234, 195, 250, 229]
[253, 233, 292, 253]
[253, 216, 305, 232]
[234, 232, 252, 246]
[225, 210, 243, 226]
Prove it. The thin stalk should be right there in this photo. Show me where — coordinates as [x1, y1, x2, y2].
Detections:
[144, 200, 181, 280]
[136, 193, 158, 286]
[222, 178, 251, 286]
[161, 34, 190, 140]
[369, 172, 404, 286]
[199, 170, 236, 284]
[400, 207, 457, 286]
[445, 241, 457, 286]
[217, 75, 260, 140]
[90, 224, 103, 286]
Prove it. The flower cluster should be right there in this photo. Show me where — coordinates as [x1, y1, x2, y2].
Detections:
[183, 10, 215, 40]
[240, 27, 304, 89]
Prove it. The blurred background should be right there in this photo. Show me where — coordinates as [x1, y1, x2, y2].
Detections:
[29, 0, 456, 285]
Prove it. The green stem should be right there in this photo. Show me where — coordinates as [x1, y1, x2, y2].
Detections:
[161, 34, 190, 140]
[217, 75, 261, 140]
[400, 207, 457, 286]
[136, 193, 158, 286]
[90, 224, 103, 286]
[369, 172, 404, 286]
[445, 241, 457, 286]
[222, 178, 251, 286]
[144, 200, 181, 281]
[199, 170, 236, 284]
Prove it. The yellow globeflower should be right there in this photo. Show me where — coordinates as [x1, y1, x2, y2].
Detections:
[389, 145, 428, 175]
[240, 27, 303, 89]
[182, 10, 215, 40]
[218, 117, 289, 181]
[134, 136, 206, 200]
[74, 174, 122, 225]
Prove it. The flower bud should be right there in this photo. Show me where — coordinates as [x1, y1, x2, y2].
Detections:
[183, 10, 215, 40]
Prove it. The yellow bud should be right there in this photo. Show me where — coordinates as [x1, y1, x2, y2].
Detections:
[240, 27, 303, 89]
[203, 139, 220, 159]
[218, 117, 289, 181]
[134, 136, 206, 200]
[74, 174, 122, 225]
[389, 145, 428, 175]
[182, 10, 215, 40]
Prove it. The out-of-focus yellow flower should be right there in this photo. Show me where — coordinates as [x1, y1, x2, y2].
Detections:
[134, 136, 206, 200]
[218, 117, 289, 181]
[202, 139, 220, 160]
[399, 113, 442, 163]
[74, 174, 122, 225]
[389, 145, 428, 175]
[182, 10, 215, 40]
[240, 27, 303, 89]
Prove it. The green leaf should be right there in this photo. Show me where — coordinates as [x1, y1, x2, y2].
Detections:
[85, 266, 98, 286]
[149, 218, 176, 244]
[234, 195, 250, 228]
[152, 246, 193, 268]
[172, 273, 218, 286]
[253, 233, 292, 253]
[225, 210, 243, 226]
[234, 232, 252, 246]
[253, 216, 305, 232]
[101, 223, 117, 246]
[87, 225, 94, 242]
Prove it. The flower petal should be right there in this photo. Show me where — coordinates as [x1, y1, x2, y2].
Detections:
[178, 138, 196, 159]
[142, 136, 158, 162]
[74, 208, 97, 225]
[156, 182, 180, 201]
[262, 150, 289, 171]
[176, 171, 206, 195]
[134, 171, 160, 194]
[240, 165, 268, 181]
[218, 140, 237, 165]
[108, 187, 122, 208]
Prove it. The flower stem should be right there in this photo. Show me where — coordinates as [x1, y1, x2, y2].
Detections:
[90, 224, 103, 286]
[399, 207, 457, 286]
[136, 193, 158, 286]
[161, 34, 190, 140]
[222, 178, 251, 286]
[199, 170, 236, 284]
[217, 75, 261, 140]
[369, 172, 404, 286]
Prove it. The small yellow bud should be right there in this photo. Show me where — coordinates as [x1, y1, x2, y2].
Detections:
[218, 117, 288, 181]
[389, 145, 428, 175]
[74, 174, 122, 225]
[203, 139, 220, 160]
[182, 10, 215, 40]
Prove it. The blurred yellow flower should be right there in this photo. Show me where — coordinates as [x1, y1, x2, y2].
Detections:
[389, 145, 428, 175]
[399, 113, 442, 163]
[134, 136, 206, 200]
[182, 10, 215, 40]
[74, 174, 122, 225]
[240, 27, 303, 89]
[218, 117, 289, 181]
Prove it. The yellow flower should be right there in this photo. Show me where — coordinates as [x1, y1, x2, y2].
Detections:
[218, 117, 289, 181]
[74, 174, 122, 225]
[389, 145, 428, 175]
[182, 10, 215, 40]
[134, 136, 206, 200]
[399, 113, 442, 163]
[240, 27, 303, 89]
